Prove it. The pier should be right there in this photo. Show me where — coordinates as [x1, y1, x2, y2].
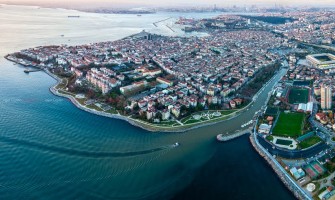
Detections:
[24, 69, 42, 73]
[217, 128, 251, 142]
[153, 17, 172, 27]
[166, 25, 175, 32]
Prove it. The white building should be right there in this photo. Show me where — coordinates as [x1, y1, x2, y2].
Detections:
[258, 124, 272, 134]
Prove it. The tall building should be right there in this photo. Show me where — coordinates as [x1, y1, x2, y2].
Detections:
[321, 85, 332, 110]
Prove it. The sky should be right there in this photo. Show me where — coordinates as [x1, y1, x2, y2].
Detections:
[0, 0, 334, 9]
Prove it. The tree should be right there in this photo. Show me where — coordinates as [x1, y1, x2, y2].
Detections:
[86, 89, 96, 99]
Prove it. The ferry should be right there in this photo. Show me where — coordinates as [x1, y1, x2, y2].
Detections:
[216, 134, 225, 142]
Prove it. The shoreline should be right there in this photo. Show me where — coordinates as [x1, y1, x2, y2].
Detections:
[249, 65, 313, 200]
[5, 53, 282, 134]
[4, 36, 285, 135]
[250, 133, 311, 200]
[44, 66, 281, 134]
[44, 69, 254, 133]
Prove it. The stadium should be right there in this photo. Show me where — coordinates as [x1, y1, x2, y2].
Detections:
[306, 53, 335, 69]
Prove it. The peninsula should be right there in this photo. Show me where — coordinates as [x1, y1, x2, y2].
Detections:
[5, 9, 335, 200]
[5, 15, 289, 132]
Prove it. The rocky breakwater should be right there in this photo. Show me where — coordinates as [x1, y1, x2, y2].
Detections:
[249, 133, 311, 200]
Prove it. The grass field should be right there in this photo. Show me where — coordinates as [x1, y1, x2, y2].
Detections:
[272, 112, 305, 138]
[266, 135, 274, 142]
[288, 88, 309, 104]
[299, 136, 322, 149]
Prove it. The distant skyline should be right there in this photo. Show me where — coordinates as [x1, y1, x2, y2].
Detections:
[1, 0, 335, 9]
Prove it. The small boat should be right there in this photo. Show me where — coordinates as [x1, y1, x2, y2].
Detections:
[61, 34, 64, 37]
[172, 142, 180, 147]
[24, 70, 29, 73]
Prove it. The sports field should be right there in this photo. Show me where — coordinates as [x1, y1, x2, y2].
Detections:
[272, 112, 305, 138]
[288, 88, 309, 104]
[314, 55, 332, 62]
[299, 136, 322, 149]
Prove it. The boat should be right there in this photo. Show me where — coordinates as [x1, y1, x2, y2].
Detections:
[61, 34, 64, 37]
[24, 70, 29, 73]
[173, 142, 180, 147]
[216, 134, 226, 142]
[137, 14, 142, 17]
[68, 15, 80, 18]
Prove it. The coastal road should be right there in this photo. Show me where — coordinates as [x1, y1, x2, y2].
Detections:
[252, 127, 313, 200]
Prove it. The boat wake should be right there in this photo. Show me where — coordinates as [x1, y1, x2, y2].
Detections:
[0, 137, 178, 194]
[0, 135, 176, 158]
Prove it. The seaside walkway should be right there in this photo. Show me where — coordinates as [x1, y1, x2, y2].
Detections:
[251, 129, 312, 200]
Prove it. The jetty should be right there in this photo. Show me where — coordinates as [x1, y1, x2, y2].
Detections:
[166, 25, 175, 32]
[217, 128, 251, 142]
[153, 17, 172, 27]
[24, 69, 42, 73]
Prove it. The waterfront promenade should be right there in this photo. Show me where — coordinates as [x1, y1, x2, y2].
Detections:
[32, 53, 286, 135]
[42, 60, 271, 133]
[250, 129, 312, 200]
[44, 66, 284, 133]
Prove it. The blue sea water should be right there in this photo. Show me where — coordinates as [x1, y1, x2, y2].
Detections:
[0, 4, 295, 199]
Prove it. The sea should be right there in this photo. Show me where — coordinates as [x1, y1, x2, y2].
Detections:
[0, 4, 295, 200]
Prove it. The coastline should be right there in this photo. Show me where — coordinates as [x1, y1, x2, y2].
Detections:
[44, 66, 281, 134]
[0, 6, 326, 199]
[4, 36, 284, 135]
[45, 69, 253, 133]
[5, 52, 282, 134]
[250, 133, 311, 200]
[249, 68, 312, 200]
